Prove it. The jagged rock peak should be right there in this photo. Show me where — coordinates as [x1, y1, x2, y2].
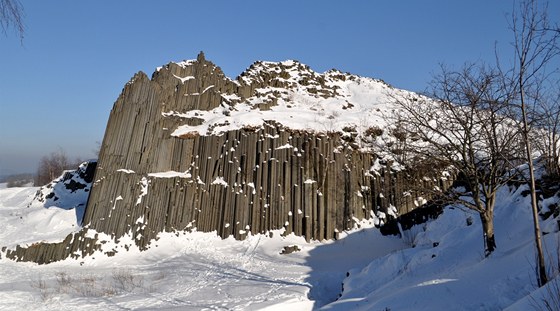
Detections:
[157, 55, 413, 144]
[113, 54, 415, 146]
[144, 54, 394, 105]
[153, 52, 224, 79]
[235, 59, 390, 89]
[197, 50, 205, 62]
[237, 59, 338, 87]
[125, 71, 149, 86]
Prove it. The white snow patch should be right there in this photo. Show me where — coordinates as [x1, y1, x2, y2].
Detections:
[202, 85, 214, 94]
[173, 74, 195, 83]
[416, 278, 458, 287]
[276, 143, 294, 150]
[211, 176, 228, 187]
[136, 177, 149, 205]
[414, 196, 428, 207]
[175, 59, 196, 68]
[117, 169, 135, 174]
[148, 171, 192, 179]
[247, 182, 257, 194]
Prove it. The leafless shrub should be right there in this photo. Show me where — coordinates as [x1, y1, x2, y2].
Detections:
[72, 275, 99, 297]
[55, 272, 72, 294]
[112, 269, 144, 292]
[152, 271, 166, 282]
[30, 270, 153, 301]
[35, 149, 82, 186]
[5, 173, 33, 187]
[30, 277, 52, 302]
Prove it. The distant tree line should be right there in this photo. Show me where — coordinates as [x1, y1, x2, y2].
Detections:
[1, 173, 33, 187]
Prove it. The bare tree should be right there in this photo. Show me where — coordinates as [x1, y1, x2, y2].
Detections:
[390, 63, 523, 257]
[93, 141, 102, 158]
[504, 0, 560, 287]
[35, 149, 77, 186]
[533, 91, 560, 177]
[0, 0, 24, 41]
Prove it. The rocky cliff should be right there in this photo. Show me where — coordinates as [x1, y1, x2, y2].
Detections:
[5, 52, 452, 264]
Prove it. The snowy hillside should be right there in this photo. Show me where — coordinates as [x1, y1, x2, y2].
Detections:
[328, 184, 560, 310]
[30, 161, 96, 225]
[0, 184, 407, 310]
[0, 186, 78, 250]
[1, 178, 560, 309]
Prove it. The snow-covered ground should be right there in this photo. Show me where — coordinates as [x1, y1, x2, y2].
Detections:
[329, 184, 560, 310]
[1, 181, 559, 310]
[0, 184, 406, 310]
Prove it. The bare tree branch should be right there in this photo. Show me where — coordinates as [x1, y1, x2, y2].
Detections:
[387, 63, 523, 256]
[0, 0, 24, 42]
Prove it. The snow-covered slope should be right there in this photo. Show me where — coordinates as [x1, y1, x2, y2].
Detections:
[30, 161, 96, 225]
[325, 183, 560, 311]
[2, 178, 560, 309]
[0, 184, 406, 310]
[0, 186, 78, 250]
[0, 162, 95, 250]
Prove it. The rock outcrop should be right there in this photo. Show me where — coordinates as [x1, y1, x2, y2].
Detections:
[30, 160, 97, 224]
[5, 53, 452, 264]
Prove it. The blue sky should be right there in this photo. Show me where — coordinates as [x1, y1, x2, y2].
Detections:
[1, 1, 558, 175]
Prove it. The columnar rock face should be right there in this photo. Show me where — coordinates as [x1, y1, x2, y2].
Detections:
[5, 53, 451, 263]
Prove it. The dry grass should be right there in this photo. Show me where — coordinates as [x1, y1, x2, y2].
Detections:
[31, 269, 163, 302]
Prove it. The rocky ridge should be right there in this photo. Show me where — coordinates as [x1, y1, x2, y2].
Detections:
[4, 52, 451, 264]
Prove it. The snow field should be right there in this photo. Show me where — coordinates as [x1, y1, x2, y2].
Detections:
[3, 172, 560, 309]
[0, 186, 406, 310]
[328, 184, 560, 310]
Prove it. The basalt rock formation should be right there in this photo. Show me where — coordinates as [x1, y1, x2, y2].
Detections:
[5, 52, 452, 264]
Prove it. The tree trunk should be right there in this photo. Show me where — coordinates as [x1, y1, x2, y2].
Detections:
[520, 78, 548, 286]
[480, 210, 496, 257]
[524, 131, 548, 287]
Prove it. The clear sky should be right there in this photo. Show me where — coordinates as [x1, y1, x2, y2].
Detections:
[1, 1, 558, 175]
